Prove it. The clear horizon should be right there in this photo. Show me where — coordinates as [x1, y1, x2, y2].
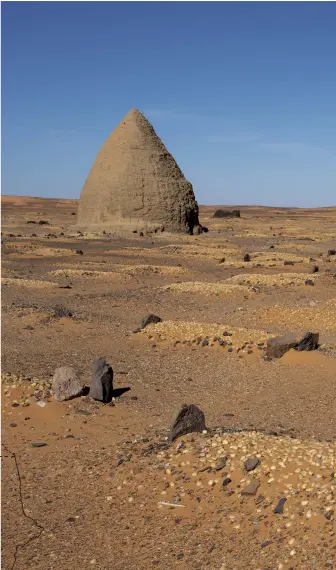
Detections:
[2, 2, 336, 207]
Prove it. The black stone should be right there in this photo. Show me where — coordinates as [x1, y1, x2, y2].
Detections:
[201, 338, 209, 347]
[244, 253, 251, 262]
[140, 314, 162, 329]
[31, 442, 48, 448]
[89, 357, 113, 403]
[169, 404, 206, 443]
[296, 332, 319, 351]
[215, 456, 227, 471]
[261, 541, 273, 548]
[305, 279, 314, 286]
[75, 249, 84, 255]
[274, 497, 287, 514]
[222, 477, 232, 487]
[244, 457, 260, 472]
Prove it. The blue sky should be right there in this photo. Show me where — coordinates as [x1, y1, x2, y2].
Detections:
[2, 2, 336, 206]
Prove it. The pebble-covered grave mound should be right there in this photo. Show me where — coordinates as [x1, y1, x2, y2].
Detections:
[108, 429, 335, 570]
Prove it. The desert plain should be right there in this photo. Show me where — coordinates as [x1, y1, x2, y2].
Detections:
[1, 195, 336, 570]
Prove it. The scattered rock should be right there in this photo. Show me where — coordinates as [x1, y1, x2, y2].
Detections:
[255, 494, 265, 505]
[52, 366, 86, 402]
[305, 279, 314, 286]
[10, 423, 17, 428]
[243, 253, 251, 262]
[140, 314, 162, 329]
[296, 332, 319, 351]
[266, 333, 298, 359]
[284, 260, 295, 266]
[274, 497, 287, 514]
[241, 479, 260, 496]
[89, 357, 114, 403]
[213, 209, 240, 218]
[215, 456, 227, 471]
[311, 265, 319, 273]
[38, 220, 49, 225]
[169, 404, 206, 443]
[201, 338, 209, 347]
[54, 305, 73, 318]
[222, 477, 232, 487]
[31, 442, 48, 448]
[75, 249, 84, 255]
[244, 457, 260, 472]
[327, 249, 336, 256]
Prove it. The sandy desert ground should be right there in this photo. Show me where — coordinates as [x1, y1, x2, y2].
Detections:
[1, 195, 336, 570]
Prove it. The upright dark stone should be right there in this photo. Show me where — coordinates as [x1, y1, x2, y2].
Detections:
[169, 404, 206, 443]
[296, 332, 319, 351]
[274, 497, 287, 514]
[89, 357, 113, 403]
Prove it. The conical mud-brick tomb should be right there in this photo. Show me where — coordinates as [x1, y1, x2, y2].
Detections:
[76, 108, 200, 235]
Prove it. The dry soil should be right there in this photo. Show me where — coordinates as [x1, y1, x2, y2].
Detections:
[1, 196, 336, 570]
